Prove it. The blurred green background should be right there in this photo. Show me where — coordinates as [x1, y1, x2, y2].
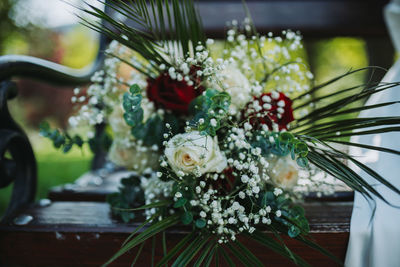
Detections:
[0, 0, 394, 215]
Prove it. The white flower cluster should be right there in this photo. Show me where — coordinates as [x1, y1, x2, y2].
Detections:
[69, 18, 334, 241]
[140, 172, 174, 219]
[219, 22, 313, 100]
[189, 174, 277, 243]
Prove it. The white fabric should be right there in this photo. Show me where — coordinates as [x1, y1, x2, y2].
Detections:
[345, 1, 400, 263]
[345, 60, 400, 266]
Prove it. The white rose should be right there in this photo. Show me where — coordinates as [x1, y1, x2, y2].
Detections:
[165, 131, 227, 176]
[108, 138, 160, 173]
[215, 65, 252, 113]
[267, 156, 299, 189]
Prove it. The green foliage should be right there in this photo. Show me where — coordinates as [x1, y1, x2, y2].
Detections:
[258, 190, 309, 238]
[189, 88, 231, 136]
[107, 175, 145, 223]
[39, 122, 84, 153]
[122, 84, 143, 128]
[80, 0, 205, 74]
[40, 121, 112, 155]
[289, 67, 400, 202]
[251, 131, 309, 167]
[88, 131, 113, 154]
[181, 211, 193, 225]
[246, 230, 313, 267]
[103, 213, 181, 266]
[173, 197, 187, 208]
[123, 84, 180, 146]
[195, 218, 206, 228]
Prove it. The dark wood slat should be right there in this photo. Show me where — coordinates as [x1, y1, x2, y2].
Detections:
[0, 201, 351, 266]
[48, 171, 133, 202]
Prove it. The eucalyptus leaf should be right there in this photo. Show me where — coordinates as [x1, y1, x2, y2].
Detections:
[181, 211, 193, 225]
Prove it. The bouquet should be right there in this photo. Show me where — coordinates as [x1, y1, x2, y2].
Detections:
[40, 1, 400, 266]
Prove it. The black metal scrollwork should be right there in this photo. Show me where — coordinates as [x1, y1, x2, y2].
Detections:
[0, 81, 37, 223]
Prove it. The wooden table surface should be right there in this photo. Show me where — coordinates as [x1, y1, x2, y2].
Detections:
[0, 201, 352, 267]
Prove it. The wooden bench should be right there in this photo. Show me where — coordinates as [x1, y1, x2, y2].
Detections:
[0, 0, 392, 266]
[0, 202, 352, 266]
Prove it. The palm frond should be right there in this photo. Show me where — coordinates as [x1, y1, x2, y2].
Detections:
[295, 236, 342, 266]
[219, 246, 236, 267]
[317, 126, 400, 140]
[309, 140, 400, 200]
[294, 81, 400, 124]
[302, 139, 400, 206]
[79, 0, 205, 74]
[131, 241, 146, 267]
[292, 101, 400, 131]
[156, 232, 196, 267]
[292, 66, 387, 102]
[323, 139, 400, 156]
[292, 82, 375, 111]
[171, 233, 210, 267]
[225, 242, 259, 267]
[193, 241, 216, 267]
[234, 240, 264, 267]
[102, 213, 180, 266]
[295, 117, 400, 137]
[202, 243, 218, 267]
[245, 231, 312, 267]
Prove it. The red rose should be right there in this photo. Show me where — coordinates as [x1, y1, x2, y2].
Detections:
[244, 92, 294, 130]
[146, 72, 202, 114]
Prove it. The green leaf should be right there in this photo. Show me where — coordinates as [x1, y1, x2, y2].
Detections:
[246, 231, 312, 267]
[234, 240, 264, 267]
[39, 121, 87, 154]
[288, 225, 301, 238]
[62, 143, 73, 153]
[325, 139, 400, 156]
[189, 89, 231, 136]
[131, 241, 146, 267]
[295, 236, 343, 266]
[130, 84, 141, 94]
[292, 205, 305, 216]
[195, 219, 206, 228]
[279, 132, 294, 143]
[73, 135, 84, 147]
[121, 213, 160, 248]
[103, 214, 180, 267]
[295, 81, 400, 125]
[193, 242, 215, 267]
[225, 242, 258, 267]
[129, 200, 172, 211]
[296, 157, 308, 168]
[171, 234, 210, 267]
[80, 0, 205, 71]
[181, 211, 193, 225]
[219, 247, 236, 267]
[156, 233, 195, 267]
[292, 66, 388, 102]
[295, 142, 308, 157]
[203, 245, 217, 267]
[173, 197, 187, 208]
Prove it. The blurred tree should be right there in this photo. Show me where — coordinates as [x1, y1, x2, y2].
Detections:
[0, 0, 20, 54]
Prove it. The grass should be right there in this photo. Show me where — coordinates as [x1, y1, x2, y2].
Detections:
[0, 135, 91, 215]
